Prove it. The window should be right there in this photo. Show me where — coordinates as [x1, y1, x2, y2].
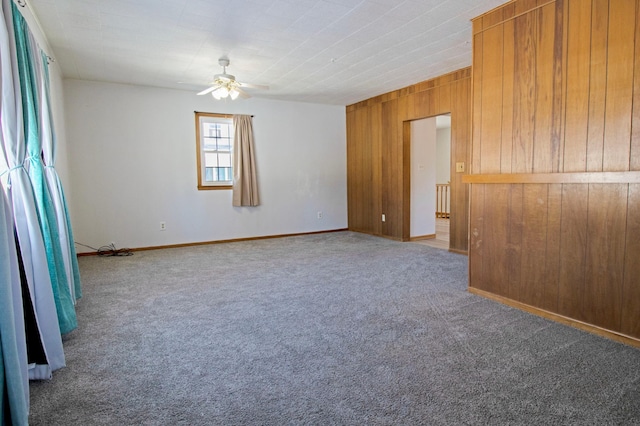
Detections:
[196, 112, 233, 190]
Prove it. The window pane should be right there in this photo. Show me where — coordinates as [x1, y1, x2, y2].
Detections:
[204, 152, 218, 167]
[218, 153, 231, 167]
[205, 167, 214, 182]
[203, 136, 217, 150]
[219, 123, 231, 138]
[218, 138, 232, 152]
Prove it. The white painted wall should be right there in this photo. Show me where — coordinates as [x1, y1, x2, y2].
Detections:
[63, 80, 347, 251]
[436, 126, 451, 184]
[410, 118, 436, 238]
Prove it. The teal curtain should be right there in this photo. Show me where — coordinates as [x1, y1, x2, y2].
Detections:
[12, 3, 76, 334]
[41, 52, 82, 302]
[2, 0, 65, 380]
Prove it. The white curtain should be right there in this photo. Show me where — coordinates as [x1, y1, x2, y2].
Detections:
[1, 0, 65, 380]
[40, 53, 82, 303]
[232, 115, 259, 207]
[0, 183, 29, 426]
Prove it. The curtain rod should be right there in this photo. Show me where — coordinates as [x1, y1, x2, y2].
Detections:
[14, 0, 55, 63]
[194, 111, 254, 117]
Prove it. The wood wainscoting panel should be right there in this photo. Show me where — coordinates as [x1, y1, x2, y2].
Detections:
[347, 68, 472, 251]
[470, 0, 640, 341]
[482, 184, 511, 297]
[622, 184, 640, 337]
[584, 183, 627, 332]
[557, 183, 589, 322]
[505, 184, 524, 302]
[519, 184, 550, 307]
[469, 184, 486, 290]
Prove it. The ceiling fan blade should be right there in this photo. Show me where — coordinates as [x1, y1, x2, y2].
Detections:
[236, 87, 251, 99]
[197, 86, 216, 96]
[239, 82, 269, 90]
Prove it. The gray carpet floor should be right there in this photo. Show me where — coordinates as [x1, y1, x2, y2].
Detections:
[28, 231, 640, 425]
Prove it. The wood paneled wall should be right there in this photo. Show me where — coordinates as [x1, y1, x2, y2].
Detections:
[346, 69, 471, 253]
[468, 0, 640, 343]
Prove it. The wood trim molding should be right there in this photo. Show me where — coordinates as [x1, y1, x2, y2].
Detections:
[462, 171, 640, 184]
[448, 248, 468, 256]
[77, 228, 349, 256]
[472, 0, 556, 35]
[409, 234, 436, 241]
[468, 287, 640, 349]
[346, 67, 471, 111]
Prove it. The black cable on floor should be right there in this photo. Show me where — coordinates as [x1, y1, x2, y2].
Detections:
[75, 242, 133, 257]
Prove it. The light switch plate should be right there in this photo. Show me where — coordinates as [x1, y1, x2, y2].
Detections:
[456, 162, 465, 173]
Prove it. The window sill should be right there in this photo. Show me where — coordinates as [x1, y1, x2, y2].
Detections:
[198, 185, 232, 191]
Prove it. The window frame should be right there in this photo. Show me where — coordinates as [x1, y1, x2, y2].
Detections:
[195, 112, 234, 190]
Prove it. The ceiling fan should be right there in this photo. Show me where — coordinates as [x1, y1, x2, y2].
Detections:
[197, 58, 268, 100]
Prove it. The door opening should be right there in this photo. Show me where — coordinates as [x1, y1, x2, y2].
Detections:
[409, 114, 450, 249]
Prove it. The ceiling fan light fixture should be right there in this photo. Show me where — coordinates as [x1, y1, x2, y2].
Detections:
[199, 58, 268, 101]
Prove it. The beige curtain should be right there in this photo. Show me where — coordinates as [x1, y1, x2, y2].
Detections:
[232, 115, 259, 206]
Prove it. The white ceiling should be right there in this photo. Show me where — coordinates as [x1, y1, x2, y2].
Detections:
[27, 0, 505, 106]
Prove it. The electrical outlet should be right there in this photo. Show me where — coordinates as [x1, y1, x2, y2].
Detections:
[382, 214, 386, 222]
[317, 211, 323, 219]
[160, 222, 166, 231]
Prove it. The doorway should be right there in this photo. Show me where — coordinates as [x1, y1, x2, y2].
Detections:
[409, 114, 451, 250]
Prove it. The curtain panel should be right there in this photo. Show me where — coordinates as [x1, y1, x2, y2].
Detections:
[0, 0, 66, 381]
[0, 187, 29, 426]
[40, 52, 82, 302]
[13, 3, 77, 335]
[232, 115, 259, 207]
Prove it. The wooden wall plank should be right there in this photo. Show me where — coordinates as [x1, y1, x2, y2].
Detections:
[550, 0, 567, 173]
[451, 78, 471, 253]
[584, 183, 627, 331]
[557, 184, 588, 321]
[512, 11, 537, 173]
[346, 109, 356, 229]
[402, 119, 411, 241]
[563, 0, 591, 172]
[469, 184, 486, 290]
[480, 25, 504, 174]
[586, 0, 609, 172]
[533, 4, 556, 173]
[602, 0, 635, 172]
[519, 184, 549, 306]
[399, 96, 411, 240]
[622, 184, 640, 336]
[436, 84, 452, 114]
[381, 99, 398, 238]
[501, 18, 515, 173]
[472, 33, 483, 174]
[631, 2, 640, 171]
[482, 185, 511, 296]
[542, 183, 562, 312]
[371, 104, 382, 236]
[506, 184, 523, 301]
[516, 0, 539, 15]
